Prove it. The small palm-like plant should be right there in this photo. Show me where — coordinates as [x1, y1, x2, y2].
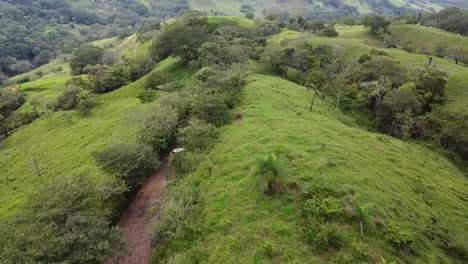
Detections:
[257, 154, 287, 196]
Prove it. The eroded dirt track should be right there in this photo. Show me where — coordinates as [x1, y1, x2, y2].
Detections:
[104, 158, 172, 264]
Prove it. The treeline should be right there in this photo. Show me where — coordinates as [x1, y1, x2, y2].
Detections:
[417, 7, 468, 36]
[262, 36, 467, 159]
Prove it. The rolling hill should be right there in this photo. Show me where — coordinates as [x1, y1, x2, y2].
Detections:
[0, 14, 467, 264]
[189, 0, 468, 19]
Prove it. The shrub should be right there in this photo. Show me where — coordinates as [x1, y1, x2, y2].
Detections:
[370, 49, 389, 57]
[192, 94, 232, 127]
[285, 67, 307, 85]
[54, 86, 89, 111]
[144, 71, 170, 90]
[169, 151, 204, 176]
[94, 143, 159, 188]
[314, 223, 347, 250]
[384, 223, 415, 251]
[256, 154, 287, 196]
[138, 107, 179, 153]
[89, 66, 131, 94]
[69, 44, 104, 75]
[149, 182, 198, 245]
[319, 25, 339, 37]
[137, 90, 158, 104]
[0, 175, 125, 263]
[77, 96, 97, 117]
[358, 54, 372, 64]
[177, 118, 219, 151]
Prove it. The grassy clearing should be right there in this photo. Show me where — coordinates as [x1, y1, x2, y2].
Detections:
[0, 57, 183, 219]
[166, 74, 467, 263]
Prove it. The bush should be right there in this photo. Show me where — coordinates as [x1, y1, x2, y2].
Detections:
[137, 90, 158, 104]
[77, 96, 97, 117]
[319, 25, 339, 37]
[256, 154, 287, 196]
[69, 44, 104, 75]
[94, 143, 159, 188]
[89, 66, 131, 94]
[149, 182, 198, 245]
[0, 175, 125, 263]
[192, 94, 232, 127]
[177, 118, 219, 151]
[144, 71, 170, 90]
[314, 223, 347, 250]
[385, 223, 414, 251]
[54, 86, 90, 111]
[138, 107, 179, 153]
[169, 151, 204, 176]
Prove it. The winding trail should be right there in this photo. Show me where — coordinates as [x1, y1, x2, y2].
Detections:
[104, 157, 173, 264]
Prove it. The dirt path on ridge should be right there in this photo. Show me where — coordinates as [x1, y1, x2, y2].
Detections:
[104, 157, 173, 264]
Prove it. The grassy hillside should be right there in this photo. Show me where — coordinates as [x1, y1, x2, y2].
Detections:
[161, 74, 467, 263]
[281, 25, 468, 114]
[389, 24, 468, 57]
[189, 0, 468, 18]
[0, 56, 184, 219]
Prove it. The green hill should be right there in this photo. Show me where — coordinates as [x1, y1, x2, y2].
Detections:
[0, 14, 466, 263]
[155, 74, 467, 263]
[189, 0, 468, 18]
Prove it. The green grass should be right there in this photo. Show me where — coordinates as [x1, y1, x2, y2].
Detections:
[164, 74, 467, 263]
[0, 57, 181, 219]
[390, 24, 468, 56]
[207, 16, 255, 28]
[278, 25, 468, 114]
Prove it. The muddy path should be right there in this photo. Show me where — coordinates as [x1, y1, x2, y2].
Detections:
[104, 157, 173, 264]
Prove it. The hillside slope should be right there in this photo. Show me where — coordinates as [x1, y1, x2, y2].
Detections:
[189, 0, 468, 19]
[276, 25, 468, 114]
[0, 0, 187, 82]
[161, 74, 467, 263]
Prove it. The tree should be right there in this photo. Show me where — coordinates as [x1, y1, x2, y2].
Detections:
[69, 44, 104, 75]
[151, 14, 214, 63]
[306, 70, 326, 112]
[95, 143, 159, 188]
[0, 175, 126, 263]
[138, 107, 180, 153]
[245, 12, 255, 20]
[192, 94, 232, 127]
[377, 83, 421, 135]
[362, 16, 390, 36]
[410, 66, 448, 110]
[319, 25, 339, 37]
[177, 118, 219, 151]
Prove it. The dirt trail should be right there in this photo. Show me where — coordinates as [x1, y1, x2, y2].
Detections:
[104, 157, 173, 264]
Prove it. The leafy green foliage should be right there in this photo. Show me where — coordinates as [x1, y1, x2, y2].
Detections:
[144, 71, 170, 90]
[151, 14, 215, 63]
[149, 182, 198, 246]
[362, 16, 390, 37]
[94, 143, 159, 188]
[137, 90, 159, 104]
[138, 107, 179, 153]
[256, 154, 287, 195]
[319, 25, 339, 37]
[0, 175, 125, 263]
[177, 119, 219, 152]
[69, 44, 104, 75]
[54, 86, 91, 111]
